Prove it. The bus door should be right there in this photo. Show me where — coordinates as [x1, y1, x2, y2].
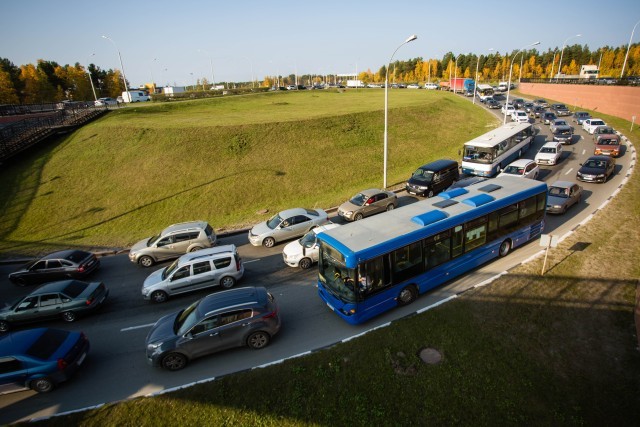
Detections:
[357, 256, 394, 318]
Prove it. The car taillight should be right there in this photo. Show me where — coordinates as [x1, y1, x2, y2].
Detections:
[86, 297, 94, 305]
[263, 308, 278, 319]
[77, 265, 85, 273]
[57, 358, 68, 371]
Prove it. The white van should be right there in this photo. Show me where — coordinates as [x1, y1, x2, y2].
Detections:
[282, 223, 340, 269]
[121, 90, 150, 103]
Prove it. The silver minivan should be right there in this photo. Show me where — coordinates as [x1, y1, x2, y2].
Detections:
[129, 221, 216, 267]
[141, 245, 243, 303]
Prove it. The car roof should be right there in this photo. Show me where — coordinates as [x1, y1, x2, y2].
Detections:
[32, 279, 88, 294]
[357, 188, 389, 197]
[200, 286, 266, 316]
[312, 222, 341, 234]
[177, 244, 237, 263]
[42, 250, 84, 260]
[278, 207, 313, 218]
[549, 181, 576, 189]
[506, 159, 535, 167]
[161, 220, 209, 235]
[0, 328, 48, 355]
[416, 159, 458, 171]
[542, 140, 561, 147]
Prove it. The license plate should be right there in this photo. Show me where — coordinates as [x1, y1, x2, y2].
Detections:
[77, 352, 87, 366]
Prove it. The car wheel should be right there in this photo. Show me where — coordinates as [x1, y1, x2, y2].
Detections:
[151, 290, 169, 303]
[139, 256, 154, 268]
[0, 320, 10, 333]
[263, 237, 275, 248]
[386, 204, 395, 211]
[397, 285, 417, 306]
[499, 239, 512, 257]
[354, 213, 364, 221]
[299, 257, 312, 269]
[30, 377, 54, 393]
[189, 246, 203, 253]
[427, 190, 434, 198]
[161, 352, 188, 371]
[220, 276, 236, 289]
[61, 311, 77, 322]
[247, 331, 271, 349]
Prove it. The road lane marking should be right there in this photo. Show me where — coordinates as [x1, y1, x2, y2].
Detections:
[582, 149, 586, 155]
[243, 259, 261, 264]
[121, 323, 155, 332]
[565, 168, 573, 175]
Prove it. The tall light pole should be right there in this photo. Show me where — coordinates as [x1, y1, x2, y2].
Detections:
[198, 49, 216, 89]
[473, 48, 493, 104]
[102, 35, 130, 102]
[621, 19, 640, 78]
[504, 41, 540, 125]
[549, 51, 557, 82]
[383, 34, 417, 189]
[556, 34, 581, 81]
[86, 53, 98, 102]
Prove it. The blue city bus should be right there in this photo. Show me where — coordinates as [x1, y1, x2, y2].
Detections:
[316, 176, 547, 324]
[461, 122, 534, 177]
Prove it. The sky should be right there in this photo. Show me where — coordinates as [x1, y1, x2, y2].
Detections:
[1, 0, 639, 87]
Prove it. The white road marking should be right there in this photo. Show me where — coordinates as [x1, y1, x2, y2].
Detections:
[121, 323, 155, 332]
[564, 168, 573, 175]
[243, 259, 261, 264]
[581, 149, 586, 155]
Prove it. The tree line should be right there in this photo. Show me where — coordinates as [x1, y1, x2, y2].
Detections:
[1, 43, 639, 105]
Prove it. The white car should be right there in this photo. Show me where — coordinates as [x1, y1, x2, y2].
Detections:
[407, 84, 421, 89]
[424, 83, 438, 90]
[282, 223, 340, 269]
[511, 110, 529, 123]
[248, 208, 329, 248]
[535, 141, 563, 166]
[582, 118, 607, 134]
[498, 159, 540, 180]
[501, 104, 516, 116]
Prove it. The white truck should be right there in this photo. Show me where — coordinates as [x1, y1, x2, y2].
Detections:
[121, 90, 150, 102]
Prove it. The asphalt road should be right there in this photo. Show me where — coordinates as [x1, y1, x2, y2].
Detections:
[0, 101, 634, 424]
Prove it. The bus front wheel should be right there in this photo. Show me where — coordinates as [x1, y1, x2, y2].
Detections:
[397, 285, 417, 306]
[499, 239, 512, 257]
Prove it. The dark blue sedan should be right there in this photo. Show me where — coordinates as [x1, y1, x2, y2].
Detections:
[0, 328, 89, 393]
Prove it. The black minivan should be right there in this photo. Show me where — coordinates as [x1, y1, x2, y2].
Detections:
[405, 159, 460, 197]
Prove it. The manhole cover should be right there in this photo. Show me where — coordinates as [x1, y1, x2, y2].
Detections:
[419, 347, 442, 364]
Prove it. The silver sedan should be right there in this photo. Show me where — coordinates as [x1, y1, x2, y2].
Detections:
[337, 189, 398, 221]
[546, 181, 582, 214]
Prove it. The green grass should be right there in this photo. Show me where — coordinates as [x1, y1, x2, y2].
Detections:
[13, 90, 640, 426]
[0, 90, 496, 254]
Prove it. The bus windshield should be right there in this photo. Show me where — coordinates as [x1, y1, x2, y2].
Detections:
[318, 244, 356, 302]
[463, 146, 494, 164]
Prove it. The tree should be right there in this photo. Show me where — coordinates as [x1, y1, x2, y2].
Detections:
[0, 69, 19, 104]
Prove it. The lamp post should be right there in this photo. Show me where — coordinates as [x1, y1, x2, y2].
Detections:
[556, 34, 581, 81]
[549, 52, 557, 82]
[198, 49, 216, 90]
[504, 41, 541, 125]
[473, 48, 493, 104]
[383, 34, 417, 189]
[102, 35, 130, 102]
[621, 19, 640, 78]
[86, 53, 98, 102]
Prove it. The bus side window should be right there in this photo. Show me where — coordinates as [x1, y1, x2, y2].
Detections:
[392, 241, 423, 284]
[359, 256, 389, 295]
[425, 237, 451, 269]
[464, 216, 488, 253]
[451, 226, 464, 258]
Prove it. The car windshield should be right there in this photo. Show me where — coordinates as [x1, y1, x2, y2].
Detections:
[598, 139, 619, 146]
[411, 168, 434, 182]
[148, 235, 160, 246]
[540, 147, 556, 153]
[503, 166, 524, 175]
[266, 214, 284, 229]
[163, 259, 181, 280]
[555, 121, 567, 126]
[175, 300, 201, 335]
[349, 193, 367, 206]
[299, 231, 317, 248]
[592, 121, 605, 126]
[548, 187, 569, 198]
[584, 160, 606, 169]
[464, 146, 494, 164]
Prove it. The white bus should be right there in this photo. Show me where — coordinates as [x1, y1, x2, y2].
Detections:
[461, 122, 535, 177]
[476, 84, 494, 101]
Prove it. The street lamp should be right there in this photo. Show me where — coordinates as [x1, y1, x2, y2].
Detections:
[473, 48, 493, 104]
[549, 51, 557, 82]
[102, 35, 130, 102]
[198, 49, 216, 89]
[383, 34, 417, 189]
[556, 34, 581, 81]
[621, 19, 640, 78]
[86, 53, 98, 102]
[504, 41, 541, 125]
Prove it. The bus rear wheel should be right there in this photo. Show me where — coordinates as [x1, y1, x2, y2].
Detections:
[499, 239, 512, 257]
[397, 285, 417, 306]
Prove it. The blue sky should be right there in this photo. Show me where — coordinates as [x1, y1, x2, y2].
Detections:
[1, 0, 638, 87]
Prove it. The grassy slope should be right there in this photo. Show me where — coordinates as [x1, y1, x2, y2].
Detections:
[0, 91, 494, 254]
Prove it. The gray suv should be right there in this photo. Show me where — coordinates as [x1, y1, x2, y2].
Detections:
[145, 286, 281, 370]
[129, 221, 216, 267]
[141, 245, 244, 303]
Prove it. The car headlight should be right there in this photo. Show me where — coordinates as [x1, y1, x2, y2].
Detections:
[147, 342, 162, 353]
[345, 211, 353, 216]
[553, 205, 562, 209]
